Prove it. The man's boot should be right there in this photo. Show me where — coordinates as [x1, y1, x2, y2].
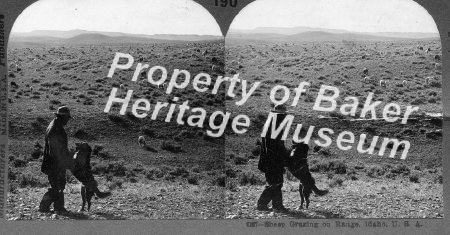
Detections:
[272, 188, 288, 213]
[54, 192, 69, 215]
[38, 189, 54, 213]
[256, 187, 273, 211]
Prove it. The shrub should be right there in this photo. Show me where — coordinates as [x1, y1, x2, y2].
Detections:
[391, 164, 410, 175]
[169, 167, 189, 177]
[329, 160, 347, 174]
[366, 166, 385, 178]
[125, 111, 140, 122]
[225, 168, 237, 178]
[310, 159, 347, 174]
[251, 146, 260, 156]
[191, 166, 201, 173]
[187, 175, 199, 185]
[239, 171, 265, 186]
[409, 173, 420, 183]
[234, 154, 248, 165]
[362, 123, 376, 134]
[8, 166, 16, 180]
[161, 140, 182, 153]
[108, 179, 123, 190]
[108, 114, 130, 127]
[349, 175, 358, 181]
[73, 129, 96, 140]
[176, 130, 195, 139]
[429, 81, 441, 88]
[92, 161, 108, 174]
[9, 181, 18, 193]
[128, 177, 138, 183]
[215, 174, 226, 187]
[141, 127, 156, 137]
[310, 160, 329, 172]
[434, 175, 443, 184]
[164, 174, 176, 181]
[108, 162, 127, 177]
[411, 98, 426, 105]
[31, 148, 42, 159]
[146, 167, 165, 180]
[13, 158, 28, 168]
[50, 99, 61, 105]
[329, 111, 346, 119]
[226, 180, 238, 192]
[385, 172, 396, 179]
[328, 177, 344, 187]
[97, 151, 111, 159]
[92, 145, 104, 155]
[18, 172, 48, 188]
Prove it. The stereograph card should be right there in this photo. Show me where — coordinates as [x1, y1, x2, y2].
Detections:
[0, 0, 448, 234]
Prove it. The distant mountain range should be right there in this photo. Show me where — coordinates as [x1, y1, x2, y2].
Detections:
[227, 26, 440, 41]
[9, 29, 223, 45]
[9, 27, 440, 45]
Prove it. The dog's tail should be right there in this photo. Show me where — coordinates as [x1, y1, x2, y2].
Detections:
[95, 189, 112, 198]
[312, 185, 329, 196]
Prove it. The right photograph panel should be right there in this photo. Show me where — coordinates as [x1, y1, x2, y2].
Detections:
[224, 0, 443, 219]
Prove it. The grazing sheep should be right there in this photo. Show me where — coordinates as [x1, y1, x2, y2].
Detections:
[231, 60, 240, 66]
[402, 80, 408, 87]
[341, 81, 346, 86]
[434, 55, 441, 61]
[379, 80, 387, 87]
[157, 82, 167, 89]
[435, 63, 442, 70]
[426, 48, 431, 54]
[363, 76, 371, 83]
[30, 85, 35, 92]
[138, 136, 146, 147]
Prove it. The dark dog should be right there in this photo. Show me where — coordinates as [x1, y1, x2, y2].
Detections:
[287, 142, 328, 209]
[80, 183, 111, 211]
[72, 142, 111, 211]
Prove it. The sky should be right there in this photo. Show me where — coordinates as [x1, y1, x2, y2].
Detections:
[12, 0, 438, 35]
[11, 0, 222, 35]
[230, 0, 438, 33]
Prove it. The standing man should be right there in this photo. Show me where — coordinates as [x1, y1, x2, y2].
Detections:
[39, 106, 73, 214]
[257, 104, 289, 212]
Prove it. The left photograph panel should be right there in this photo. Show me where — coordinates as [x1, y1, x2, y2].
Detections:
[6, 0, 226, 220]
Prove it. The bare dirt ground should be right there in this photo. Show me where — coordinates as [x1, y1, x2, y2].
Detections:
[6, 39, 443, 220]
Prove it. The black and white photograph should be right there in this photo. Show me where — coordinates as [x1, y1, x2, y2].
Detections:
[1, 0, 445, 226]
[223, 0, 443, 219]
[6, 0, 227, 220]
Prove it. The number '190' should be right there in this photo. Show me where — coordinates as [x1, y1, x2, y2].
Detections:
[215, 0, 237, 7]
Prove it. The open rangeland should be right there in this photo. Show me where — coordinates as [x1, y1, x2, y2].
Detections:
[223, 39, 443, 219]
[6, 38, 443, 220]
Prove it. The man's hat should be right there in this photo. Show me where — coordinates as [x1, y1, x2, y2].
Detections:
[270, 104, 289, 114]
[54, 106, 72, 118]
